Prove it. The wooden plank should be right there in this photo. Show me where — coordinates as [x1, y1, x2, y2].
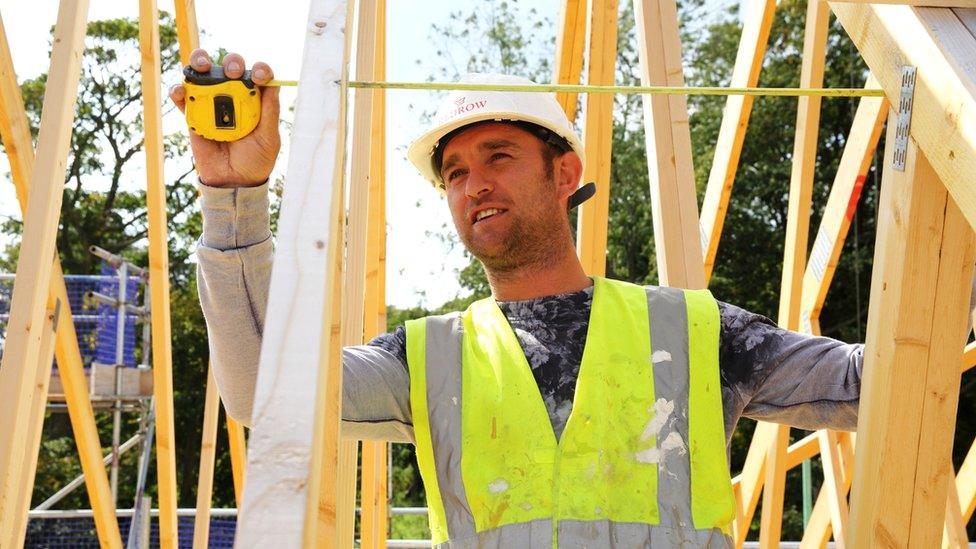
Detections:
[830, 3, 976, 230]
[0, 1, 91, 544]
[553, 0, 588, 122]
[172, 0, 199, 66]
[700, 0, 776, 282]
[799, 79, 888, 333]
[633, 0, 705, 289]
[138, 2, 179, 546]
[943, 470, 969, 549]
[360, 0, 389, 546]
[818, 430, 851, 549]
[963, 340, 976, 372]
[0, 11, 119, 547]
[958, 438, 976, 523]
[576, 0, 619, 277]
[731, 421, 776, 547]
[226, 415, 247, 508]
[11, 301, 57, 545]
[756, 3, 830, 545]
[799, 433, 856, 548]
[236, 1, 352, 544]
[833, 0, 976, 6]
[845, 112, 976, 547]
[192, 368, 221, 549]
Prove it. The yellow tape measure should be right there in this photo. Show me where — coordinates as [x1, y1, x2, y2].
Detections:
[183, 65, 262, 142]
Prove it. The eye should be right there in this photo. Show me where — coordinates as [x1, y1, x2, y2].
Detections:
[446, 168, 467, 183]
[489, 152, 510, 162]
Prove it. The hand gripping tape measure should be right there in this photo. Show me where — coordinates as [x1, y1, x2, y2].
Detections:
[183, 65, 262, 142]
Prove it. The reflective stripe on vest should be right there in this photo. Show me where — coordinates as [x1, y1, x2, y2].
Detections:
[405, 277, 734, 548]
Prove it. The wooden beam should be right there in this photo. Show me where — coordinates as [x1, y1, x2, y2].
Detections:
[963, 340, 976, 372]
[138, 2, 179, 546]
[576, 0, 619, 277]
[236, 1, 352, 544]
[943, 470, 969, 549]
[172, 0, 199, 66]
[553, 0, 588, 122]
[800, 79, 888, 333]
[192, 368, 220, 549]
[633, 0, 705, 289]
[0, 1, 91, 544]
[846, 113, 976, 547]
[956, 438, 976, 524]
[226, 415, 247, 509]
[0, 10, 120, 548]
[799, 432, 856, 548]
[360, 0, 389, 546]
[832, 0, 976, 6]
[830, 3, 976, 230]
[11, 301, 57, 545]
[731, 421, 775, 546]
[700, 0, 776, 282]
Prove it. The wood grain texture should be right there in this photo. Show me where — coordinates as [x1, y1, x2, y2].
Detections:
[831, 2, 976, 230]
[700, 0, 776, 282]
[236, 1, 351, 545]
[0, 1, 91, 544]
[553, 0, 588, 122]
[192, 368, 221, 549]
[845, 112, 976, 547]
[576, 0, 619, 276]
[633, 0, 705, 289]
[226, 416, 247, 509]
[138, 2, 180, 545]
[172, 0, 199, 66]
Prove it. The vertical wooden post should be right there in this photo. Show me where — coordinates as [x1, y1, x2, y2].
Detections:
[576, 0, 618, 277]
[0, 10, 121, 548]
[553, 0, 588, 123]
[173, 0, 199, 65]
[226, 417, 247, 508]
[192, 367, 221, 549]
[0, 1, 92, 545]
[360, 0, 389, 546]
[758, 2, 829, 545]
[11, 301, 58, 544]
[633, 0, 705, 289]
[236, 1, 352, 544]
[138, 2, 179, 545]
[846, 112, 976, 548]
[699, 0, 776, 282]
[943, 470, 969, 549]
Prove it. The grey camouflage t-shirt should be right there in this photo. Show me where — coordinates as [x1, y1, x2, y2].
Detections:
[368, 285, 858, 439]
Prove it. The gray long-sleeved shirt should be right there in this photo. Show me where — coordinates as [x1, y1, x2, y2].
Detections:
[195, 182, 863, 445]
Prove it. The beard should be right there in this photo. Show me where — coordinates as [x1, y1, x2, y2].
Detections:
[459, 191, 570, 274]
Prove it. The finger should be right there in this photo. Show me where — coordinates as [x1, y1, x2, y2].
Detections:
[223, 52, 245, 79]
[255, 84, 281, 140]
[189, 48, 212, 72]
[251, 61, 273, 86]
[169, 84, 187, 113]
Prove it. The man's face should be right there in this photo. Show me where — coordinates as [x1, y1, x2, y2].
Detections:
[438, 122, 571, 272]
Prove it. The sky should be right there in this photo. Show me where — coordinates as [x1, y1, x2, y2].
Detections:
[0, 0, 734, 309]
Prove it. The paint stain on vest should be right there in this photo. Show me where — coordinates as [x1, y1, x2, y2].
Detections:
[651, 350, 673, 364]
[640, 398, 675, 442]
[491, 416, 497, 439]
[488, 478, 509, 493]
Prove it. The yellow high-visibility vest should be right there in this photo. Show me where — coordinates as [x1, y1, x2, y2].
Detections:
[407, 277, 735, 548]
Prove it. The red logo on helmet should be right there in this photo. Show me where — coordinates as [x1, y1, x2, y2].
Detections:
[454, 96, 465, 106]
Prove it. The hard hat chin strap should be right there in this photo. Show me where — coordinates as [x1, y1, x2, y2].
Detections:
[568, 182, 596, 210]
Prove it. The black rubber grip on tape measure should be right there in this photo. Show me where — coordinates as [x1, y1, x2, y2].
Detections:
[183, 65, 257, 89]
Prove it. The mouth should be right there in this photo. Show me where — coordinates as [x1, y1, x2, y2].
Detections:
[472, 207, 507, 225]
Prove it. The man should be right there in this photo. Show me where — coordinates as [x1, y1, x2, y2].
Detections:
[172, 50, 862, 548]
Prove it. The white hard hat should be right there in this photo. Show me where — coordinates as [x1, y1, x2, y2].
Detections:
[407, 73, 586, 192]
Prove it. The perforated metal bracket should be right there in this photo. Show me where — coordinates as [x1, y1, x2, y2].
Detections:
[892, 66, 917, 171]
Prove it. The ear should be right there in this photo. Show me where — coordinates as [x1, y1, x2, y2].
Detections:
[554, 151, 584, 204]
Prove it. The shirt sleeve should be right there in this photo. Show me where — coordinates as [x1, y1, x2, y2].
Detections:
[195, 180, 413, 441]
[717, 301, 862, 432]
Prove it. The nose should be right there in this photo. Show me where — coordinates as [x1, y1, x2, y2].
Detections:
[464, 166, 494, 199]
